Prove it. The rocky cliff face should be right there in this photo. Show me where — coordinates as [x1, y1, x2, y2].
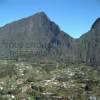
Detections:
[0, 12, 74, 62]
[0, 12, 100, 65]
[78, 18, 100, 66]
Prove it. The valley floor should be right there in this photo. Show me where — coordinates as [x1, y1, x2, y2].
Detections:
[0, 60, 100, 100]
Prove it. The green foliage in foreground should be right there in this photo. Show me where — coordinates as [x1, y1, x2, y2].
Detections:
[0, 60, 99, 100]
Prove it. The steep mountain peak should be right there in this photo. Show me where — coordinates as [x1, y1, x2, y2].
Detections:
[1, 12, 100, 66]
[33, 11, 47, 17]
[91, 17, 100, 30]
[31, 11, 49, 21]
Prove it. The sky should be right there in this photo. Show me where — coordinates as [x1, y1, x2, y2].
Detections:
[0, 0, 100, 38]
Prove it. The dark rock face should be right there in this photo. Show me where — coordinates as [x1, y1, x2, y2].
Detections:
[0, 12, 100, 65]
[91, 18, 100, 30]
[78, 18, 100, 66]
[0, 12, 74, 62]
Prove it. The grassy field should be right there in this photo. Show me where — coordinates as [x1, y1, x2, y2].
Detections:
[0, 60, 99, 100]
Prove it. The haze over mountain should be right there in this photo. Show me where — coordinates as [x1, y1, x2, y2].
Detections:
[0, 12, 100, 66]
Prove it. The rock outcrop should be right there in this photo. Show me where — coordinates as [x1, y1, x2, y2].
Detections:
[0, 12, 100, 65]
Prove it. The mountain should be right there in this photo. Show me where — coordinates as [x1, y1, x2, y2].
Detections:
[0, 12, 100, 65]
[77, 18, 100, 66]
[0, 12, 74, 62]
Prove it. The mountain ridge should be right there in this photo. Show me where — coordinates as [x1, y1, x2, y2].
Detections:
[0, 12, 100, 66]
[0, 12, 99, 38]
